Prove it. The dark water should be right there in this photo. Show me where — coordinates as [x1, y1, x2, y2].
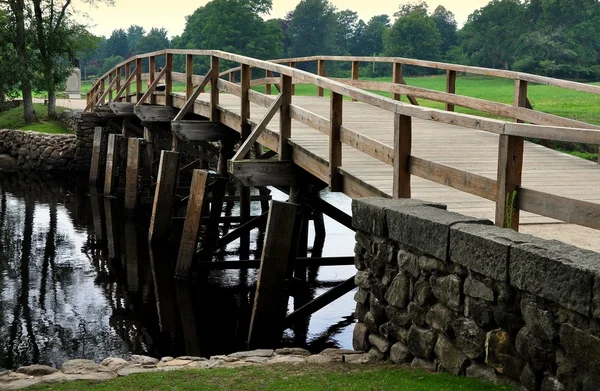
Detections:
[0, 173, 356, 370]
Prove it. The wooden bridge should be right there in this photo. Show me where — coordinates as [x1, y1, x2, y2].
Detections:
[84, 50, 600, 348]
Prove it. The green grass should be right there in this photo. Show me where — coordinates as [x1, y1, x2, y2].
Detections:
[24, 364, 513, 391]
[0, 104, 70, 134]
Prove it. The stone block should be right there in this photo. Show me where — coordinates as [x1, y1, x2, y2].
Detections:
[352, 323, 370, 352]
[390, 342, 412, 364]
[541, 376, 565, 391]
[386, 205, 489, 260]
[385, 306, 412, 328]
[510, 241, 600, 317]
[520, 363, 541, 391]
[521, 297, 557, 342]
[407, 325, 437, 359]
[434, 334, 469, 375]
[354, 289, 369, 305]
[463, 275, 494, 302]
[452, 318, 486, 360]
[384, 272, 410, 308]
[425, 303, 456, 336]
[368, 334, 390, 354]
[450, 223, 537, 281]
[558, 323, 600, 390]
[16, 365, 58, 376]
[61, 359, 100, 374]
[413, 276, 434, 306]
[408, 302, 428, 327]
[397, 249, 420, 278]
[515, 327, 554, 372]
[485, 329, 523, 380]
[464, 297, 495, 328]
[431, 274, 462, 312]
[351, 198, 446, 237]
[354, 271, 373, 290]
[410, 357, 436, 372]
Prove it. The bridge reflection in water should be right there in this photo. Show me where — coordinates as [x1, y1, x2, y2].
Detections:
[0, 173, 355, 371]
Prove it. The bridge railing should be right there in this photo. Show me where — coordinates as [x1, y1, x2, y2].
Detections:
[85, 50, 600, 233]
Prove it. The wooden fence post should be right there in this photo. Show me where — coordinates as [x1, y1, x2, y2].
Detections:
[329, 92, 343, 191]
[124, 138, 142, 212]
[248, 200, 299, 349]
[265, 70, 271, 95]
[239, 63, 252, 255]
[143, 127, 154, 187]
[186, 54, 194, 99]
[317, 59, 325, 97]
[165, 53, 173, 107]
[289, 62, 296, 95]
[135, 58, 142, 102]
[115, 67, 121, 102]
[89, 127, 107, 185]
[351, 61, 359, 102]
[211, 55, 220, 121]
[393, 63, 402, 101]
[495, 79, 526, 230]
[279, 75, 293, 160]
[149, 56, 156, 105]
[108, 72, 114, 103]
[446, 70, 457, 112]
[393, 114, 412, 198]
[125, 62, 132, 102]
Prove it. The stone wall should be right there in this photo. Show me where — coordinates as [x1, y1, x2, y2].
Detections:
[0, 110, 97, 172]
[352, 198, 600, 391]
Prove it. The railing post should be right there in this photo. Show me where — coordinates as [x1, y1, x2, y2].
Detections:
[317, 59, 325, 97]
[210, 55, 220, 121]
[495, 79, 526, 230]
[329, 92, 343, 191]
[135, 58, 142, 102]
[186, 54, 194, 99]
[115, 67, 121, 103]
[149, 56, 156, 104]
[229, 71, 235, 83]
[265, 70, 271, 95]
[446, 70, 456, 111]
[165, 53, 173, 107]
[108, 72, 114, 103]
[125, 62, 132, 102]
[351, 61, 360, 102]
[100, 78, 106, 105]
[393, 114, 412, 198]
[279, 74, 292, 160]
[289, 62, 296, 95]
[393, 62, 402, 101]
[241, 64, 251, 139]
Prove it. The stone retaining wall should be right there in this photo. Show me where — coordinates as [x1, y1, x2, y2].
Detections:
[352, 198, 600, 391]
[0, 110, 96, 172]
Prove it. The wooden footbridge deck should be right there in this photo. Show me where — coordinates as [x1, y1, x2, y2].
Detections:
[84, 50, 600, 348]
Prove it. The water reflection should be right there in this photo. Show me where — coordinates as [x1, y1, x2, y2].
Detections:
[0, 173, 356, 371]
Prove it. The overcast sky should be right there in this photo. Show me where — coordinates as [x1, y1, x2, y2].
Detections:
[73, 0, 492, 38]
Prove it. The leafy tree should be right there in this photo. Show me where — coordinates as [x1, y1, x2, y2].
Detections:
[105, 28, 129, 59]
[384, 6, 442, 64]
[394, 1, 429, 18]
[356, 14, 390, 56]
[0, 10, 20, 108]
[101, 55, 124, 74]
[334, 9, 359, 55]
[287, 0, 338, 58]
[126, 25, 145, 54]
[431, 5, 457, 55]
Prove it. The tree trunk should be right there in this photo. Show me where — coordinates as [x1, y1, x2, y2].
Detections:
[22, 84, 36, 123]
[47, 89, 57, 118]
[11, 0, 37, 124]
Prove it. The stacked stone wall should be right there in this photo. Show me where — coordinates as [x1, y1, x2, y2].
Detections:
[352, 198, 600, 391]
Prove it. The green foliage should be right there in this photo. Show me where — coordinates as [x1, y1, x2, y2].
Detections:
[504, 190, 517, 229]
[0, 103, 68, 133]
[287, 0, 338, 57]
[101, 55, 125, 74]
[24, 365, 512, 391]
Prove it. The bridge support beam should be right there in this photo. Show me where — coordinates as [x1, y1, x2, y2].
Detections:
[248, 200, 299, 349]
[104, 133, 123, 197]
[149, 150, 180, 242]
[124, 137, 142, 213]
[89, 127, 107, 185]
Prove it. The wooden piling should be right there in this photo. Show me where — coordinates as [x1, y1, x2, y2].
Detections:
[176, 169, 209, 279]
[248, 200, 299, 349]
[142, 127, 155, 187]
[89, 127, 107, 184]
[104, 198, 120, 260]
[206, 142, 233, 245]
[124, 219, 140, 293]
[104, 133, 122, 197]
[149, 150, 180, 242]
[124, 138, 142, 212]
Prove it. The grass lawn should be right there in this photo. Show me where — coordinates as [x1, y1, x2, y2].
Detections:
[0, 104, 70, 134]
[24, 364, 513, 391]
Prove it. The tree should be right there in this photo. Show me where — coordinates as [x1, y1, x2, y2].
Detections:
[384, 7, 442, 64]
[105, 28, 129, 59]
[136, 28, 169, 54]
[334, 9, 359, 55]
[287, 0, 338, 58]
[431, 5, 457, 55]
[394, 1, 429, 18]
[356, 14, 390, 56]
[0, 10, 20, 108]
[460, 0, 528, 70]
[126, 25, 145, 55]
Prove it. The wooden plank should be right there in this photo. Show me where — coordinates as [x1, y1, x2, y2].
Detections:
[279, 75, 293, 160]
[104, 134, 122, 196]
[519, 188, 600, 230]
[329, 92, 343, 191]
[265, 70, 272, 95]
[104, 198, 120, 260]
[446, 70, 456, 112]
[211, 55, 220, 121]
[289, 62, 296, 95]
[393, 114, 411, 198]
[285, 277, 355, 326]
[228, 160, 297, 187]
[186, 54, 194, 99]
[173, 69, 213, 121]
[149, 56, 156, 105]
[124, 138, 142, 212]
[89, 127, 107, 184]
[341, 126, 393, 164]
[134, 105, 178, 122]
[142, 127, 154, 186]
[124, 220, 140, 293]
[248, 200, 299, 349]
[351, 61, 359, 102]
[176, 169, 209, 279]
[89, 187, 105, 242]
[165, 53, 173, 107]
[217, 212, 269, 248]
[135, 58, 142, 101]
[307, 195, 353, 231]
[115, 67, 122, 102]
[196, 257, 354, 270]
[393, 63, 402, 101]
[317, 59, 325, 97]
[409, 157, 497, 201]
[109, 102, 135, 116]
[136, 66, 167, 106]
[149, 151, 179, 242]
[504, 123, 600, 144]
[125, 62, 131, 103]
[241, 64, 251, 139]
[172, 121, 236, 142]
[231, 94, 283, 161]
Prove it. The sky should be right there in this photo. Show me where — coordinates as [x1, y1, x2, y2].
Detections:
[73, 0, 492, 39]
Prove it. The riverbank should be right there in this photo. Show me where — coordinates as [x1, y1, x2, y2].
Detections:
[0, 349, 513, 391]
